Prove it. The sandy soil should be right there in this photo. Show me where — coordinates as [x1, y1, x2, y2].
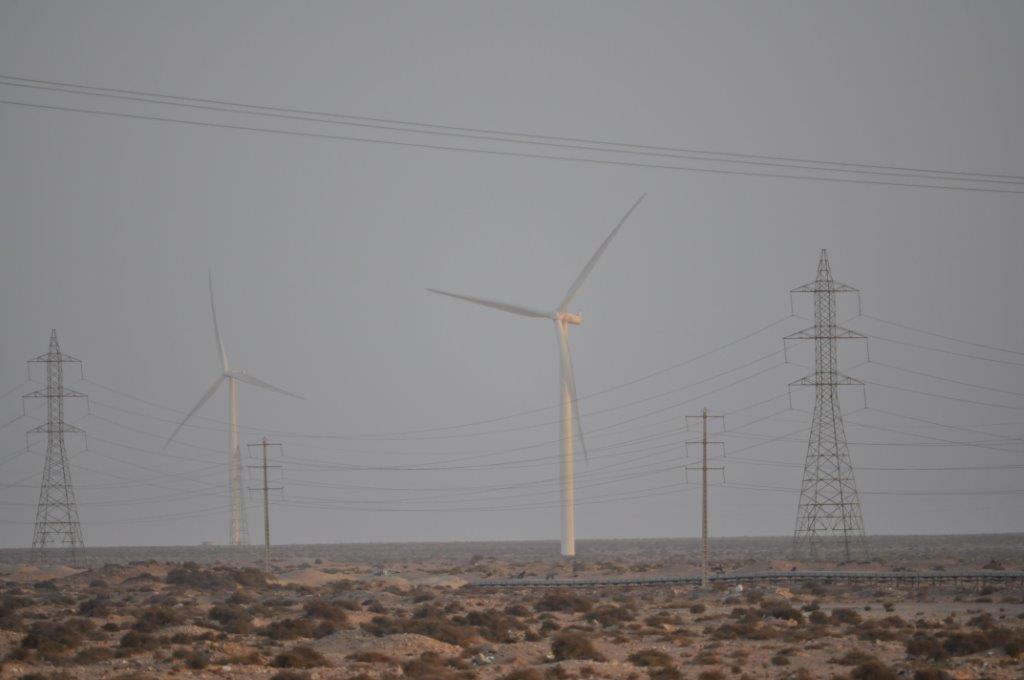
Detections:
[0, 535, 1020, 679]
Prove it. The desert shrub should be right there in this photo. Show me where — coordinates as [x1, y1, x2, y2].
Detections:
[262, 618, 319, 641]
[303, 598, 349, 624]
[771, 654, 790, 666]
[696, 671, 726, 680]
[207, 604, 253, 634]
[504, 603, 531, 618]
[77, 596, 111, 618]
[184, 648, 211, 669]
[627, 648, 673, 667]
[460, 608, 523, 643]
[761, 602, 802, 622]
[689, 603, 707, 614]
[132, 605, 183, 632]
[361, 614, 477, 647]
[906, 633, 944, 659]
[535, 591, 593, 613]
[850, 660, 899, 680]
[270, 672, 309, 680]
[644, 611, 680, 628]
[550, 631, 604, 661]
[912, 670, 952, 680]
[832, 650, 879, 666]
[272, 645, 328, 668]
[74, 646, 115, 664]
[711, 620, 776, 641]
[586, 604, 634, 627]
[347, 650, 395, 664]
[499, 669, 543, 680]
[21, 618, 95, 657]
[225, 590, 252, 605]
[119, 630, 158, 651]
[650, 668, 684, 680]
[808, 610, 828, 625]
[693, 650, 721, 665]
[830, 608, 863, 625]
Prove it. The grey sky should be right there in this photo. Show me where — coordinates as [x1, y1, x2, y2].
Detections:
[0, 1, 1021, 547]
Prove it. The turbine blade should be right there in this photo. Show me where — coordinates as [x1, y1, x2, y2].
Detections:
[164, 374, 226, 448]
[427, 288, 552, 319]
[209, 272, 229, 371]
[556, 323, 588, 462]
[560, 194, 646, 311]
[227, 370, 304, 400]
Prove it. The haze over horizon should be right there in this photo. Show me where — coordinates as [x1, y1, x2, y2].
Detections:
[1, 1, 1022, 548]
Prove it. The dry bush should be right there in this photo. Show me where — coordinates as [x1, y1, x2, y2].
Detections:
[689, 603, 707, 614]
[21, 618, 95, 658]
[74, 646, 115, 664]
[832, 649, 879, 666]
[696, 671, 726, 680]
[586, 604, 634, 627]
[346, 650, 395, 664]
[535, 591, 593, 614]
[459, 608, 524, 643]
[272, 645, 329, 669]
[207, 604, 253, 634]
[760, 601, 802, 622]
[498, 669, 543, 680]
[626, 648, 673, 668]
[912, 670, 952, 680]
[692, 650, 721, 665]
[132, 605, 184, 632]
[77, 596, 111, 618]
[711, 620, 776, 641]
[303, 598, 349, 624]
[261, 618, 320, 641]
[850, 660, 899, 680]
[401, 651, 470, 680]
[830, 608, 863, 625]
[361, 613, 478, 647]
[504, 603, 531, 618]
[550, 631, 604, 661]
[119, 630, 158, 651]
[650, 668, 684, 680]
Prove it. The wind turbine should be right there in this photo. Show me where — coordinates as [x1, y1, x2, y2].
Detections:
[166, 273, 302, 547]
[428, 195, 645, 557]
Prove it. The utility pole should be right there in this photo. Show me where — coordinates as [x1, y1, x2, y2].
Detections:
[785, 249, 869, 561]
[685, 408, 724, 588]
[247, 438, 282, 574]
[25, 330, 87, 566]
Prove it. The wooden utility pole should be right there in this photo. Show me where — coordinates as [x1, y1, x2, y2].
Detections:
[686, 409, 724, 588]
[247, 438, 282, 575]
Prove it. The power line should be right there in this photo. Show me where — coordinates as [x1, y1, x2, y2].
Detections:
[860, 314, 1024, 357]
[5, 76, 1024, 191]
[3, 74, 1022, 185]
[3, 97, 1024, 195]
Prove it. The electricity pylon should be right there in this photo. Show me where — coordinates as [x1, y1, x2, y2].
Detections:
[785, 250, 868, 561]
[24, 330, 87, 566]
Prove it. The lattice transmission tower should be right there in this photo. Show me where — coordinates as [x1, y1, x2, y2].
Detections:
[785, 250, 868, 561]
[24, 330, 87, 565]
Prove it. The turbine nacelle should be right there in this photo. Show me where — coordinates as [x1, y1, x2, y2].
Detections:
[555, 311, 582, 326]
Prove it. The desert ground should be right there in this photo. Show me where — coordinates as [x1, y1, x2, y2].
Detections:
[0, 535, 1021, 680]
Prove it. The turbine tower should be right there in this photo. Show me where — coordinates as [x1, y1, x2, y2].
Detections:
[786, 250, 868, 561]
[166, 274, 302, 547]
[428, 195, 645, 557]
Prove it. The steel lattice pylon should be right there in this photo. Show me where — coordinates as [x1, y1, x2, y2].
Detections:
[785, 251, 868, 561]
[25, 330, 87, 566]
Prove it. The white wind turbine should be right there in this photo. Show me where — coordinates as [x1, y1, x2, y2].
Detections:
[428, 195, 645, 557]
[165, 273, 302, 547]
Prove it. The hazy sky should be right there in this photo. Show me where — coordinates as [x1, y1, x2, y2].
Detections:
[1, 1, 1022, 548]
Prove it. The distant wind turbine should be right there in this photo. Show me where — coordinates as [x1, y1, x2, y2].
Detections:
[428, 195, 645, 557]
[166, 273, 302, 547]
